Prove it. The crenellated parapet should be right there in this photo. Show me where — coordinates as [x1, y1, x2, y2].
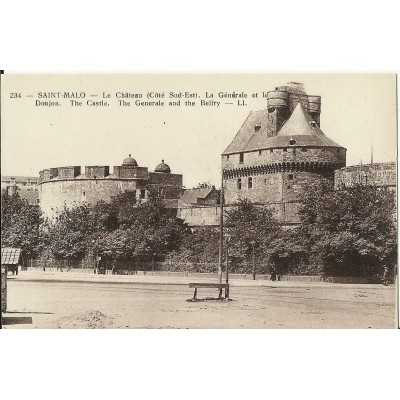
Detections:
[38, 155, 183, 220]
[223, 161, 344, 179]
[221, 82, 346, 225]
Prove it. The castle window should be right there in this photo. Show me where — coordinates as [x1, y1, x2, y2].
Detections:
[283, 148, 287, 152]
[289, 138, 296, 145]
[248, 177, 253, 189]
[288, 174, 294, 180]
[270, 149, 273, 154]
[258, 150, 262, 156]
[237, 178, 242, 190]
[302, 147, 307, 152]
[254, 124, 261, 132]
[264, 178, 267, 185]
[82, 191, 86, 197]
[239, 153, 244, 163]
[226, 155, 229, 160]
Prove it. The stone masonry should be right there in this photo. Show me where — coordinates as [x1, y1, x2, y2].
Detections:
[221, 82, 347, 225]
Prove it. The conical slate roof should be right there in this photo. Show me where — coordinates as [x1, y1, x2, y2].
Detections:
[222, 103, 344, 154]
[267, 103, 342, 147]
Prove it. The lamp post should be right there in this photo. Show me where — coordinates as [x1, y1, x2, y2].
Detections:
[250, 240, 256, 280]
[224, 234, 231, 286]
[92, 239, 98, 274]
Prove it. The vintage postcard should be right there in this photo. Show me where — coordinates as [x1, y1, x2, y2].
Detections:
[1, 73, 397, 328]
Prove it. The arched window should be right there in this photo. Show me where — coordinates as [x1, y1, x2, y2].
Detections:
[237, 178, 242, 190]
[248, 177, 253, 189]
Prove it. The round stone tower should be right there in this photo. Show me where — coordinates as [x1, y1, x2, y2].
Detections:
[39, 155, 183, 220]
[222, 83, 346, 225]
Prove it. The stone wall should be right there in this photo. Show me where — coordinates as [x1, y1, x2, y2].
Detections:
[85, 166, 110, 178]
[177, 205, 220, 226]
[114, 166, 149, 179]
[39, 178, 139, 220]
[148, 172, 182, 187]
[335, 162, 396, 189]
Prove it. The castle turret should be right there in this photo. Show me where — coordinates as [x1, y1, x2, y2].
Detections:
[267, 90, 290, 137]
[222, 83, 346, 225]
[308, 95, 321, 127]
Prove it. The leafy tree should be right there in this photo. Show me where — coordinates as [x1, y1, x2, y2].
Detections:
[299, 179, 397, 277]
[95, 195, 188, 262]
[225, 199, 281, 272]
[173, 227, 220, 263]
[1, 191, 44, 259]
[47, 203, 94, 261]
[194, 182, 213, 189]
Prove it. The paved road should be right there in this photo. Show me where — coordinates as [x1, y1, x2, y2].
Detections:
[2, 273, 397, 328]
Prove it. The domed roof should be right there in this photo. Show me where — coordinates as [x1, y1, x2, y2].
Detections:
[122, 154, 138, 167]
[155, 159, 171, 173]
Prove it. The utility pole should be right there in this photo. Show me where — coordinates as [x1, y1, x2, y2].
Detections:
[250, 241, 256, 280]
[218, 170, 224, 284]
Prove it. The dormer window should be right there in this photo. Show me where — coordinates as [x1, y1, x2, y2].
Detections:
[254, 124, 261, 132]
[289, 138, 296, 145]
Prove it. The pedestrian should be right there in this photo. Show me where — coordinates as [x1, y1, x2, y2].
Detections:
[270, 267, 277, 281]
[382, 266, 389, 286]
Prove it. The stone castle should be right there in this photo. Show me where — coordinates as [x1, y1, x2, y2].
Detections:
[10, 81, 393, 225]
[38, 156, 182, 219]
[221, 82, 346, 224]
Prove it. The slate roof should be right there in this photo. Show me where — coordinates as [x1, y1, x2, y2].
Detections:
[1, 248, 22, 265]
[179, 188, 215, 204]
[222, 103, 344, 155]
[223, 109, 269, 154]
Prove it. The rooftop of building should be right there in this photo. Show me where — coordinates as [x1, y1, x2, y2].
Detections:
[179, 187, 217, 204]
[154, 160, 171, 173]
[223, 103, 345, 155]
[122, 154, 138, 167]
[1, 175, 39, 184]
[336, 162, 396, 172]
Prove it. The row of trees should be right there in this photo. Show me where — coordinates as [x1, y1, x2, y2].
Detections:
[1, 178, 396, 277]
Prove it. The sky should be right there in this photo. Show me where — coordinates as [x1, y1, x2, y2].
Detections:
[1, 73, 397, 188]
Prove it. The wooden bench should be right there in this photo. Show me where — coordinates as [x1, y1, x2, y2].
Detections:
[189, 282, 229, 300]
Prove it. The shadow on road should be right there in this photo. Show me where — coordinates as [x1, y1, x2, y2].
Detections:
[2, 316, 33, 325]
[4, 311, 55, 315]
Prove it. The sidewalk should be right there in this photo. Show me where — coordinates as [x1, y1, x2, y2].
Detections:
[7, 270, 391, 290]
